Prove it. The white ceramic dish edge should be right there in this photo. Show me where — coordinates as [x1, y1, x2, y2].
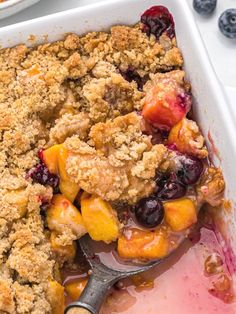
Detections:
[0, 0, 40, 20]
[0, 0, 235, 278]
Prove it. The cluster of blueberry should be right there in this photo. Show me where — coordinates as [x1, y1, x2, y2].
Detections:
[134, 155, 203, 229]
[26, 157, 59, 193]
[193, 0, 236, 39]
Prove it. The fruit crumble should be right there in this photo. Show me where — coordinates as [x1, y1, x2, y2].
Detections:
[0, 5, 227, 314]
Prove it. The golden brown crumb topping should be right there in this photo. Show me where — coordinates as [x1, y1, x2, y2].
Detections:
[65, 113, 167, 204]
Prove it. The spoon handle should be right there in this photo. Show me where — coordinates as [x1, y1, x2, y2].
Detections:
[64, 273, 118, 314]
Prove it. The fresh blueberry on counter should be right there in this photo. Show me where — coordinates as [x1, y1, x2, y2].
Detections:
[219, 9, 236, 39]
[193, 0, 217, 15]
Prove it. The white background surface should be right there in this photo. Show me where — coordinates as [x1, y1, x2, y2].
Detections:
[0, 0, 235, 103]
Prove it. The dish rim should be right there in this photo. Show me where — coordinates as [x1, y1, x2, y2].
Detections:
[0, 0, 28, 10]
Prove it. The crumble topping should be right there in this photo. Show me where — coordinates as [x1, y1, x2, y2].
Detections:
[48, 112, 91, 145]
[65, 113, 167, 203]
[82, 72, 143, 122]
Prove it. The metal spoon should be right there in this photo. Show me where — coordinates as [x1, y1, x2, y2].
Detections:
[64, 233, 180, 314]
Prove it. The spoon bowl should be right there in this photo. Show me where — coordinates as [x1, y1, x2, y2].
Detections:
[65, 234, 178, 314]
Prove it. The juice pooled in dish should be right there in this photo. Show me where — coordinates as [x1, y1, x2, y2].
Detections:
[0, 4, 234, 314]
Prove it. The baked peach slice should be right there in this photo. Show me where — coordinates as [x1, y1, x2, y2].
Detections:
[167, 118, 208, 158]
[164, 198, 197, 232]
[46, 194, 86, 239]
[39, 144, 62, 174]
[47, 280, 65, 314]
[142, 73, 191, 130]
[41, 144, 80, 202]
[81, 193, 119, 243]
[58, 145, 80, 202]
[65, 278, 88, 301]
[118, 228, 169, 260]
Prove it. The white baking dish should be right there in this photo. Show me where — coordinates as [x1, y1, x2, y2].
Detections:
[0, 0, 235, 288]
[0, 0, 40, 20]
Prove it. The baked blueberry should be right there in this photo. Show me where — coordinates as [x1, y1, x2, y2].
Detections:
[177, 155, 203, 185]
[219, 9, 236, 39]
[157, 179, 187, 200]
[135, 196, 164, 228]
[193, 0, 217, 15]
[27, 162, 59, 192]
[120, 67, 148, 91]
[141, 5, 175, 39]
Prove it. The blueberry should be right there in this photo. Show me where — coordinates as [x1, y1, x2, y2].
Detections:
[27, 162, 59, 192]
[157, 179, 186, 200]
[135, 196, 164, 228]
[219, 9, 236, 39]
[120, 66, 148, 91]
[141, 6, 175, 40]
[193, 0, 217, 15]
[177, 155, 203, 185]
[155, 172, 170, 192]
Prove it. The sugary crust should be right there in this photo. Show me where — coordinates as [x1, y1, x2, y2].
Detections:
[65, 113, 167, 204]
[82, 72, 143, 122]
[48, 112, 91, 145]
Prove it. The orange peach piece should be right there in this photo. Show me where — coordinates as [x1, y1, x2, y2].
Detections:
[58, 145, 80, 202]
[167, 118, 208, 158]
[81, 193, 119, 243]
[50, 232, 76, 260]
[59, 180, 80, 203]
[58, 145, 70, 181]
[65, 278, 88, 301]
[167, 119, 188, 153]
[142, 75, 190, 130]
[164, 198, 197, 232]
[118, 228, 169, 260]
[27, 64, 41, 77]
[46, 194, 86, 238]
[41, 144, 62, 174]
[47, 280, 65, 314]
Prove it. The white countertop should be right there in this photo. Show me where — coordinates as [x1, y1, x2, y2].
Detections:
[0, 0, 235, 103]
